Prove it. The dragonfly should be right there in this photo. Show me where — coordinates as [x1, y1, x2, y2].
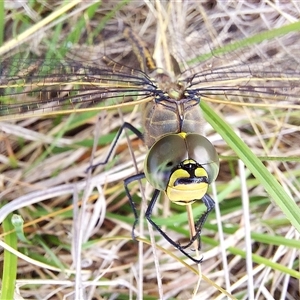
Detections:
[0, 25, 299, 263]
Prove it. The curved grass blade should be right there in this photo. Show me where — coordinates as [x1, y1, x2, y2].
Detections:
[189, 20, 300, 65]
[1, 213, 18, 300]
[201, 101, 300, 233]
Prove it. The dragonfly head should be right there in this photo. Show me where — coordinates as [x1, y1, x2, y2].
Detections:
[166, 159, 210, 205]
[144, 133, 219, 204]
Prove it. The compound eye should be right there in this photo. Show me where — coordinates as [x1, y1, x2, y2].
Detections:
[144, 134, 187, 191]
[184, 134, 219, 183]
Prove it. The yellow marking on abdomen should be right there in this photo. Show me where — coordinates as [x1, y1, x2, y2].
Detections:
[123, 26, 157, 73]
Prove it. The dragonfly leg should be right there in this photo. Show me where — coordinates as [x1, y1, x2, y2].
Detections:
[180, 193, 215, 250]
[86, 122, 143, 172]
[145, 191, 203, 263]
[124, 172, 146, 240]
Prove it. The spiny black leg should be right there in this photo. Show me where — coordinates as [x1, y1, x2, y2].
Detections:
[145, 191, 203, 263]
[124, 173, 146, 240]
[86, 122, 143, 173]
[195, 193, 215, 234]
[180, 194, 215, 250]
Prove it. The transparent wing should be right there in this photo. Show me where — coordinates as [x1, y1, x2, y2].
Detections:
[185, 62, 300, 109]
[1, 52, 299, 122]
[0, 57, 156, 120]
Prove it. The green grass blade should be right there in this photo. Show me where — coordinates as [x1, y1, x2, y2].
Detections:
[89, 0, 132, 43]
[1, 213, 18, 300]
[0, 0, 82, 56]
[201, 101, 300, 233]
[190, 20, 300, 64]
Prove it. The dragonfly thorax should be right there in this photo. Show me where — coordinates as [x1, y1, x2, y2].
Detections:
[142, 93, 204, 147]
